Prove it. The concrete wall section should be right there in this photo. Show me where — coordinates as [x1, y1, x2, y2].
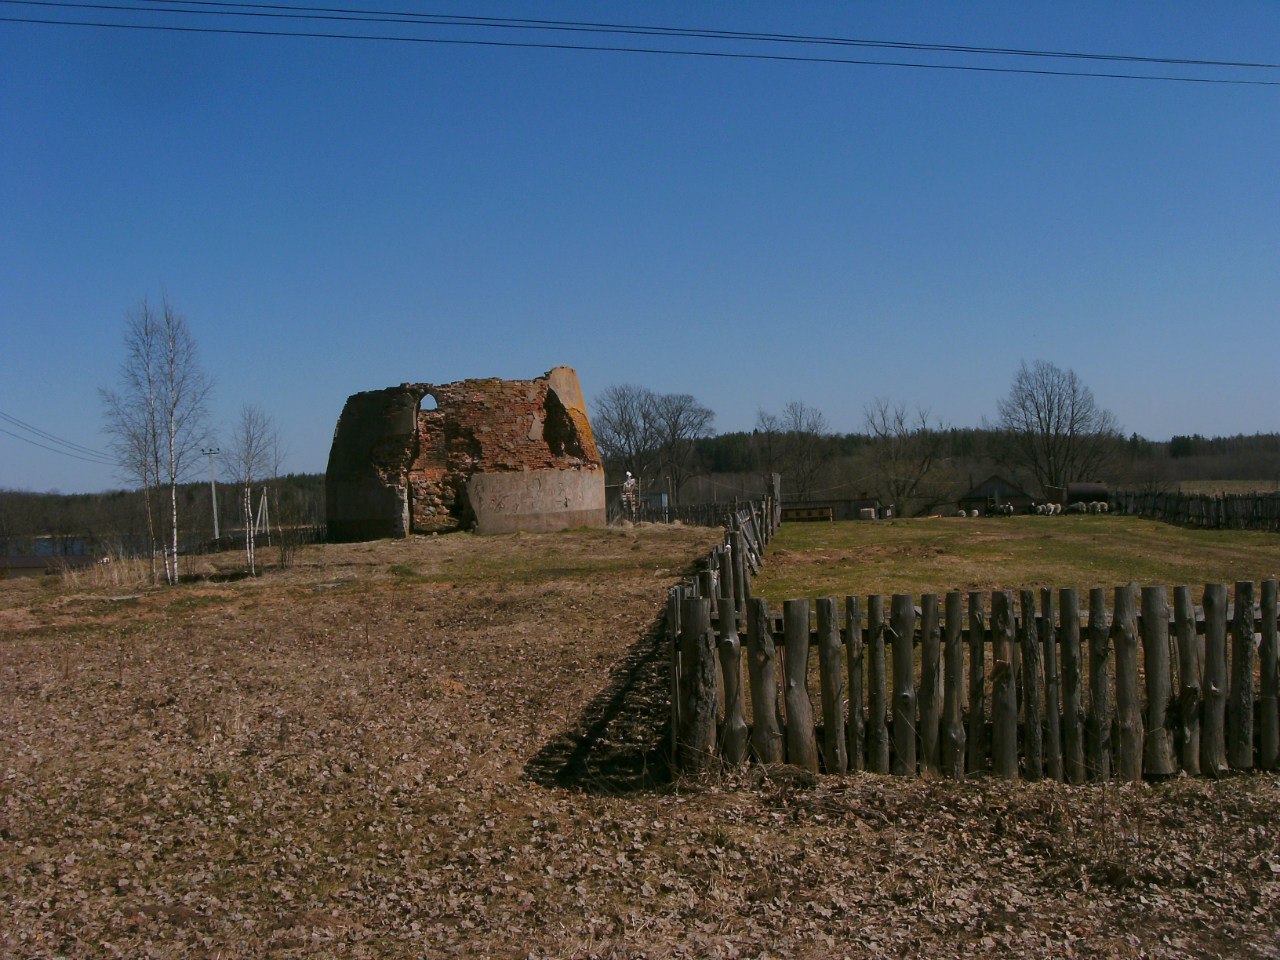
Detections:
[468, 468, 606, 535]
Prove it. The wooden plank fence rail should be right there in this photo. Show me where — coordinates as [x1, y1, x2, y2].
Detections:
[670, 574, 1280, 781]
[1116, 490, 1280, 532]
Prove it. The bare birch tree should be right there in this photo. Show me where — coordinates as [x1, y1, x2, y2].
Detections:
[224, 405, 280, 577]
[100, 298, 211, 584]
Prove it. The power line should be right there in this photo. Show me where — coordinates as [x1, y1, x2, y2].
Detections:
[0, 409, 117, 462]
[38, 0, 1280, 71]
[0, 425, 120, 466]
[2, 3, 1277, 85]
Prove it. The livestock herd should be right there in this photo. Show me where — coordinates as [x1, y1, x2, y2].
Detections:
[954, 501, 1110, 518]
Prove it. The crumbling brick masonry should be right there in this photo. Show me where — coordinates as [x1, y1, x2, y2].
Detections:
[326, 367, 605, 540]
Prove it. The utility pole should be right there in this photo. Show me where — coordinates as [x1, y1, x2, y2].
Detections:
[202, 447, 220, 542]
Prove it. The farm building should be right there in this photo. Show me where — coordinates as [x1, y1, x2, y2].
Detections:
[326, 366, 606, 540]
[957, 475, 1036, 516]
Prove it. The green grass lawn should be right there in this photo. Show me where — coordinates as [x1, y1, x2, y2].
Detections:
[752, 515, 1280, 602]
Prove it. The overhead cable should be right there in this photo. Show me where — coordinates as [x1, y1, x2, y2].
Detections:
[1, 2, 1276, 85]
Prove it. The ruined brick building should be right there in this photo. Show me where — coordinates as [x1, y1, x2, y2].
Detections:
[325, 367, 605, 540]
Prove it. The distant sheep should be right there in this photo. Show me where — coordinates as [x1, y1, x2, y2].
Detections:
[969, 510, 979, 518]
[956, 510, 967, 518]
[1066, 501, 1087, 514]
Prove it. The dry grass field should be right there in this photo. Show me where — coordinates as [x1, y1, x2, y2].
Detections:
[3, 523, 1279, 959]
[753, 515, 1280, 602]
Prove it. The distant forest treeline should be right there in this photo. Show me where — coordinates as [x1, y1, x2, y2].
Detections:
[0, 474, 325, 557]
[657, 428, 1280, 515]
[4, 431, 1279, 553]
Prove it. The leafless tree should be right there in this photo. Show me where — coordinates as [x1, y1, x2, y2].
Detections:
[864, 399, 950, 516]
[648, 392, 715, 504]
[755, 401, 830, 500]
[996, 360, 1120, 492]
[224, 405, 280, 577]
[593, 386, 715, 503]
[100, 298, 211, 584]
[592, 384, 660, 487]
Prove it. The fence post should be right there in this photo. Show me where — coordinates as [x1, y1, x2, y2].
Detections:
[1173, 586, 1201, 775]
[1018, 590, 1043, 780]
[1228, 580, 1256, 771]
[1041, 588, 1062, 782]
[1260, 580, 1279, 772]
[783, 599, 819, 772]
[1113, 584, 1144, 781]
[668, 585, 684, 765]
[1202, 583, 1229, 777]
[919, 593, 942, 776]
[890, 594, 918, 776]
[1059, 588, 1085, 784]
[942, 591, 966, 781]
[1013, 593, 1044, 783]
[718, 542, 736, 624]
[817, 597, 847, 774]
[717, 592, 748, 766]
[746, 598, 783, 765]
[991, 590, 1018, 780]
[967, 592, 987, 775]
[845, 596, 865, 773]
[678, 596, 717, 772]
[1140, 585, 1177, 777]
[731, 529, 749, 611]
[867, 595, 890, 774]
[1086, 588, 1112, 781]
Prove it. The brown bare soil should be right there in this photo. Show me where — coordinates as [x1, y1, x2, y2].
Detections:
[2, 526, 1278, 959]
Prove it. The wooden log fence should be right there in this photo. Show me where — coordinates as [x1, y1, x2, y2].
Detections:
[1116, 489, 1280, 532]
[670, 571, 1280, 781]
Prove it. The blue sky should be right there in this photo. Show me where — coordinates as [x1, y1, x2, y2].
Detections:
[2, 1, 1278, 492]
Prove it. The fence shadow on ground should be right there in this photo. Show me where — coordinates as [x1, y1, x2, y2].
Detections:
[524, 610, 674, 794]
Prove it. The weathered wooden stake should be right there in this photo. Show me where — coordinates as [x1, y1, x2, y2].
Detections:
[1059, 588, 1085, 784]
[1086, 588, 1112, 781]
[1140, 585, 1177, 777]
[746, 598, 783, 765]
[1260, 580, 1279, 772]
[717, 594, 748, 765]
[1019, 590, 1044, 781]
[890, 594, 917, 776]
[1041, 588, 1063, 782]
[1228, 580, 1256, 771]
[783, 599, 819, 772]
[668, 586, 683, 764]
[1172, 586, 1201, 776]
[678, 597, 717, 772]
[731, 530, 749, 609]
[991, 590, 1018, 780]
[867, 595, 890, 773]
[718, 545, 736, 623]
[1201, 583, 1229, 778]
[919, 593, 942, 776]
[816, 597, 847, 774]
[1113, 584, 1144, 782]
[845, 596, 865, 772]
[941, 591, 966, 781]
[967, 592, 987, 774]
